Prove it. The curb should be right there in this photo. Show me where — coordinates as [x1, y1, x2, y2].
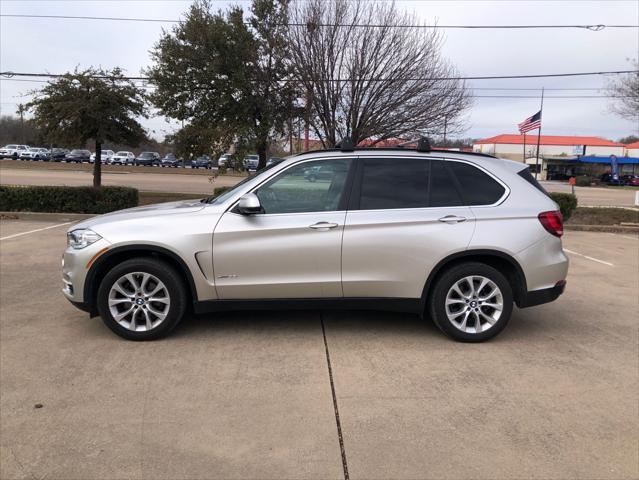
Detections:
[565, 224, 639, 234]
[0, 211, 97, 222]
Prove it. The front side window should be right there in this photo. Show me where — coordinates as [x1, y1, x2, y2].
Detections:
[255, 159, 352, 214]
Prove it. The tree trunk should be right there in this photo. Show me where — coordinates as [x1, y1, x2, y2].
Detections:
[256, 141, 268, 170]
[93, 140, 102, 188]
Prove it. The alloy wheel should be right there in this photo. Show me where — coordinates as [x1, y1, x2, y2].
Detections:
[445, 276, 503, 334]
[108, 272, 171, 332]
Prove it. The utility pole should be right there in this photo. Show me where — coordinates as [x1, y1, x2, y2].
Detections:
[534, 87, 545, 180]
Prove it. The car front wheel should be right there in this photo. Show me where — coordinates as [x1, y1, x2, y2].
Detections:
[97, 258, 187, 341]
[428, 262, 513, 342]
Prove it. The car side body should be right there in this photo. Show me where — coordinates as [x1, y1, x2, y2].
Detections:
[0, 144, 30, 159]
[63, 148, 568, 342]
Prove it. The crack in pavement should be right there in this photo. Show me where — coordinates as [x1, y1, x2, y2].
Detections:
[320, 313, 349, 480]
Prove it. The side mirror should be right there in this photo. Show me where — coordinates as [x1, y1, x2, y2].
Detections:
[237, 193, 262, 215]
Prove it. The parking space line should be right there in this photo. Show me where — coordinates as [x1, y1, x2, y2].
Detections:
[0, 222, 72, 241]
[563, 248, 614, 267]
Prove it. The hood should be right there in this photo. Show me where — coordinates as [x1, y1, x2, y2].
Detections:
[71, 199, 207, 232]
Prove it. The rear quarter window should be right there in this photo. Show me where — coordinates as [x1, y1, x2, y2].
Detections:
[517, 167, 549, 195]
[448, 161, 506, 205]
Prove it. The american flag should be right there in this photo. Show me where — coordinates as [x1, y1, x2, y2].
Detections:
[518, 110, 542, 134]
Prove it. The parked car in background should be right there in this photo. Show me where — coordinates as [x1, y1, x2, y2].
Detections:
[191, 155, 212, 169]
[217, 153, 231, 168]
[600, 173, 626, 186]
[90, 150, 115, 164]
[63, 145, 568, 341]
[135, 152, 161, 166]
[19, 147, 50, 160]
[0, 144, 30, 159]
[243, 154, 259, 170]
[65, 149, 91, 163]
[50, 148, 69, 161]
[621, 174, 639, 186]
[111, 151, 135, 165]
[161, 153, 180, 168]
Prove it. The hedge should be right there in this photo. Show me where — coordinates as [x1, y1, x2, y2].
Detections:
[0, 185, 139, 214]
[549, 192, 578, 221]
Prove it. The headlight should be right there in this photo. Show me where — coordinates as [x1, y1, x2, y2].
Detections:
[67, 229, 102, 249]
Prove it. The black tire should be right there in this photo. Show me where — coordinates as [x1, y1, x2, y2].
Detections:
[97, 258, 187, 341]
[428, 262, 513, 342]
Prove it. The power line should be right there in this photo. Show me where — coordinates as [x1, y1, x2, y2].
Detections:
[1, 14, 637, 30]
[1, 70, 637, 82]
[0, 78, 611, 91]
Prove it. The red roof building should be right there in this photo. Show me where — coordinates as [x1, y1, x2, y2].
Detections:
[473, 134, 625, 159]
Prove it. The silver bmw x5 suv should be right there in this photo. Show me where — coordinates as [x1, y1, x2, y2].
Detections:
[63, 142, 568, 342]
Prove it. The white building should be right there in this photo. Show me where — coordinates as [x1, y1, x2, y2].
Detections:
[473, 134, 625, 159]
[625, 141, 639, 157]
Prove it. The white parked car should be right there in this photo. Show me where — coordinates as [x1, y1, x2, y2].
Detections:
[110, 151, 135, 165]
[0, 144, 30, 159]
[19, 147, 50, 160]
[90, 150, 115, 164]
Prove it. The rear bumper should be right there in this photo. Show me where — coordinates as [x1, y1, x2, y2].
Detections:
[518, 280, 566, 308]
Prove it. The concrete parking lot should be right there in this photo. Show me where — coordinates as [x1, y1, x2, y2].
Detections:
[1, 219, 637, 479]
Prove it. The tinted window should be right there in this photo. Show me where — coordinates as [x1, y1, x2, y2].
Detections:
[517, 167, 548, 195]
[360, 158, 429, 210]
[448, 162, 505, 205]
[256, 159, 351, 214]
[430, 161, 463, 207]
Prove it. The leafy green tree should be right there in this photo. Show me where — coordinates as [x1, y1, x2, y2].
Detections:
[147, 0, 293, 169]
[27, 67, 148, 187]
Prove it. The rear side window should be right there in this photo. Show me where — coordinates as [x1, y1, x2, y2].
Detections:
[429, 160, 464, 207]
[517, 167, 548, 195]
[448, 162, 506, 205]
[359, 158, 429, 210]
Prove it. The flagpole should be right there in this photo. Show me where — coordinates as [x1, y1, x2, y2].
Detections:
[534, 87, 544, 179]
[523, 132, 526, 162]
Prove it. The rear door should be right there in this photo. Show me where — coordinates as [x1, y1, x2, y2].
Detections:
[342, 157, 476, 299]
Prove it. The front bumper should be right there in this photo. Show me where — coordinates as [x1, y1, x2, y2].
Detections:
[62, 238, 111, 306]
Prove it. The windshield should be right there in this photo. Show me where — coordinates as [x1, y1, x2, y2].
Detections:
[139, 152, 153, 158]
[5, 145, 17, 149]
[205, 160, 285, 204]
[115, 151, 128, 156]
[70, 150, 83, 154]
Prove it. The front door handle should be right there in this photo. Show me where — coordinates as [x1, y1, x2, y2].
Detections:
[438, 215, 467, 224]
[309, 222, 339, 230]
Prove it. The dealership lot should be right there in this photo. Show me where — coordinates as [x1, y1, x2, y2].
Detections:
[0, 219, 637, 479]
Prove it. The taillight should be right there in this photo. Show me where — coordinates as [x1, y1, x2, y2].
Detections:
[538, 210, 564, 237]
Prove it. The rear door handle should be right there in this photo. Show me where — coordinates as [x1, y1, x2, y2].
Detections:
[438, 215, 467, 224]
[309, 222, 339, 230]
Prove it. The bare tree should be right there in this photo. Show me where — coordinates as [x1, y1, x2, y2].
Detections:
[288, 0, 471, 147]
[607, 61, 639, 122]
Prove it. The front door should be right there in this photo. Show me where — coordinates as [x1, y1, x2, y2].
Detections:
[213, 158, 353, 299]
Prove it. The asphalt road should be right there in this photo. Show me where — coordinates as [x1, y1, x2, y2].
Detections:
[1, 219, 637, 479]
[1, 166, 638, 206]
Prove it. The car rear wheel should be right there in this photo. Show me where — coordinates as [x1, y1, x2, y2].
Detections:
[97, 258, 187, 341]
[428, 262, 513, 342]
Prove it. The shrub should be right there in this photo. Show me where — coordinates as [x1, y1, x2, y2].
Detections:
[0, 185, 138, 214]
[549, 192, 578, 221]
[575, 175, 593, 187]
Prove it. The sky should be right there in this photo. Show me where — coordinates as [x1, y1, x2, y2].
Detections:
[1, 0, 638, 142]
